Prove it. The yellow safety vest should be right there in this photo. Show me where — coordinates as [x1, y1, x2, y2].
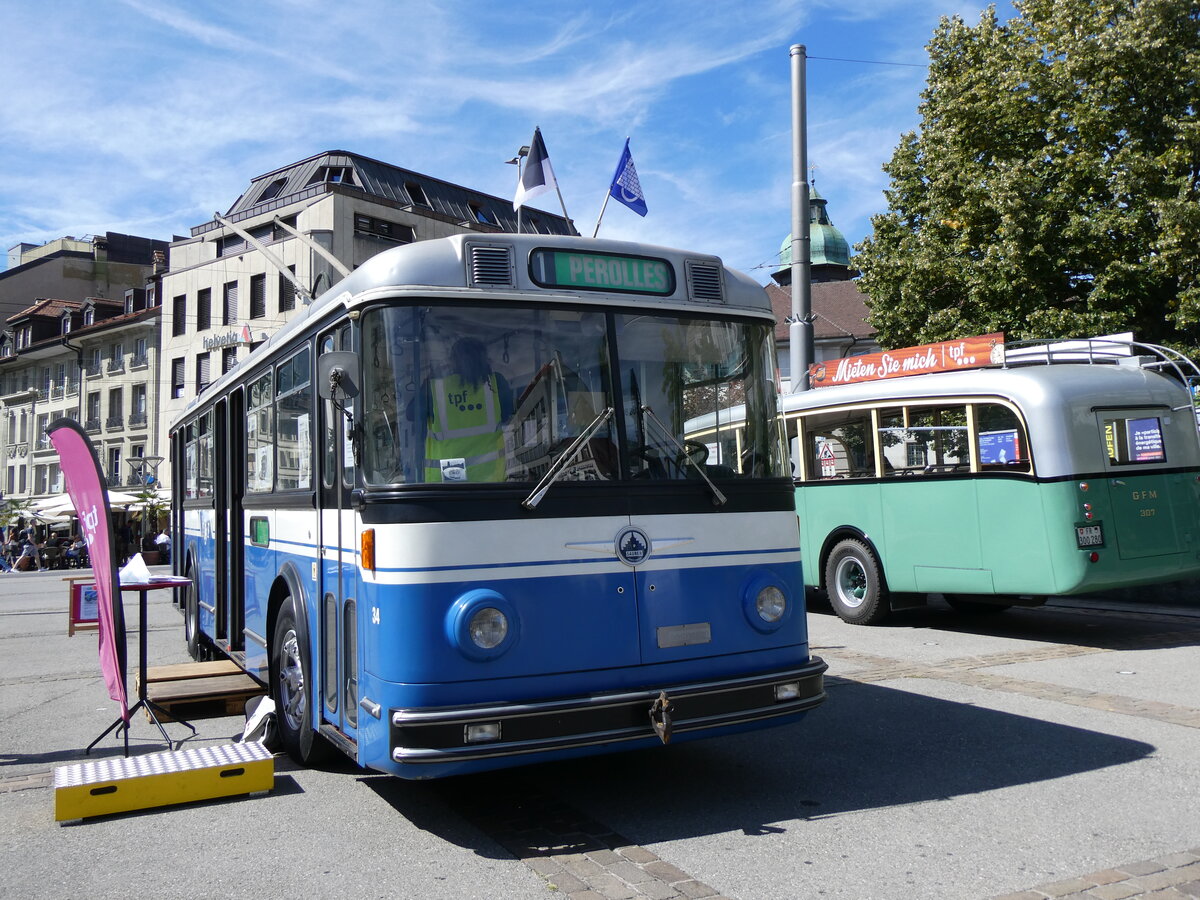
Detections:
[424, 374, 506, 482]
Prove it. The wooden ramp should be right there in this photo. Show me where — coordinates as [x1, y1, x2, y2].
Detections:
[136, 660, 265, 722]
[55, 741, 273, 822]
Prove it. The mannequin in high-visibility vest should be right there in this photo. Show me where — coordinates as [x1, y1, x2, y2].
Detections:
[425, 337, 511, 482]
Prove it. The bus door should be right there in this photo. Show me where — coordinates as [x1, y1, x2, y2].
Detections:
[213, 392, 247, 653]
[317, 327, 359, 748]
[1096, 409, 1181, 559]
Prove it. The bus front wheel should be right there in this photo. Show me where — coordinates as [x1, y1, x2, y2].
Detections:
[825, 539, 889, 625]
[272, 597, 330, 766]
[184, 567, 202, 661]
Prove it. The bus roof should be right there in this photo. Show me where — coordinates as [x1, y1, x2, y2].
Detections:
[779, 360, 1191, 416]
[779, 362, 1199, 477]
[173, 233, 770, 430]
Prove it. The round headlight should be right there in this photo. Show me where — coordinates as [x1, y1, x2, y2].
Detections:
[469, 607, 508, 649]
[756, 585, 787, 623]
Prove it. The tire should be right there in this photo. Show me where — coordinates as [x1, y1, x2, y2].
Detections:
[272, 596, 331, 766]
[943, 594, 1013, 615]
[824, 538, 889, 625]
[184, 566, 202, 661]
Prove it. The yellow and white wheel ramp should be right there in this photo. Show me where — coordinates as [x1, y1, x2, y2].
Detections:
[54, 741, 274, 822]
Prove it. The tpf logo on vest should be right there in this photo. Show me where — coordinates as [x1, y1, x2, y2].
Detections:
[615, 525, 652, 567]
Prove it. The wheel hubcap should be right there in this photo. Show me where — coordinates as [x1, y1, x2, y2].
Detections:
[835, 558, 867, 609]
[278, 629, 306, 730]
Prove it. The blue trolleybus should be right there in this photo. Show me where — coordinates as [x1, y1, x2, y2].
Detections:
[170, 233, 826, 777]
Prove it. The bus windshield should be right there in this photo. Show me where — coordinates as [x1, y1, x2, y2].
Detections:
[359, 304, 782, 485]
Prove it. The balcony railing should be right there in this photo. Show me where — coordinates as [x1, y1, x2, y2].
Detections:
[106, 415, 124, 430]
[106, 360, 124, 375]
[131, 354, 149, 369]
[50, 386, 63, 400]
[84, 418, 100, 433]
[85, 364, 101, 377]
[129, 411, 147, 427]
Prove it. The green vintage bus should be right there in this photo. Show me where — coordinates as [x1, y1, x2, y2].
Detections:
[689, 338, 1200, 624]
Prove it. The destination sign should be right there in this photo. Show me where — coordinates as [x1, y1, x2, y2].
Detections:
[529, 249, 674, 296]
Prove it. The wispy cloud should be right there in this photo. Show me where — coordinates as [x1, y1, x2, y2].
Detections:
[0, 0, 995, 277]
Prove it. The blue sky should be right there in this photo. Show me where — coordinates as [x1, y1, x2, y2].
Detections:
[0, 0, 992, 282]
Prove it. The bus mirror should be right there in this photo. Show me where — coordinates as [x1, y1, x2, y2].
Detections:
[319, 351, 360, 400]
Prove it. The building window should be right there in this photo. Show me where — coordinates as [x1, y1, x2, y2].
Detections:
[61, 315, 72, 335]
[223, 280, 238, 326]
[86, 392, 101, 431]
[354, 214, 414, 244]
[222, 346, 238, 374]
[172, 357, 185, 399]
[108, 343, 124, 374]
[256, 177, 287, 203]
[107, 388, 123, 428]
[306, 166, 355, 186]
[172, 294, 187, 336]
[218, 233, 247, 256]
[196, 352, 211, 394]
[470, 203, 498, 226]
[250, 272, 266, 319]
[131, 384, 147, 426]
[84, 308, 94, 326]
[132, 337, 148, 368]
[278, 268, 296, 313]
[109, 447, 122, 486]
[196, 288, 211, 332]
[405, 182, 430, 207]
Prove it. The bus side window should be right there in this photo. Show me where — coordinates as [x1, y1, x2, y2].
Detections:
[881, 405, 971, 476]
[977, 403, 1031, 472]
[804, 410, 874, 480]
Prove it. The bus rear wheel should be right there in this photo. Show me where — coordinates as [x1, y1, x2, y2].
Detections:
[272, 597, 330, 766]
[825, 539, 889, 625]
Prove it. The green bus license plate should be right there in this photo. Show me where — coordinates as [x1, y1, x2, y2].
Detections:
[1076, 523, 1104, 548]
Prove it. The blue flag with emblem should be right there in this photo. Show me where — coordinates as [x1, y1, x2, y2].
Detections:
[608, 139, 647, 217]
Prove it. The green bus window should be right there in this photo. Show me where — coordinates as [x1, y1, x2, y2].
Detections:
[977, 403, 1030, 472]
[1102, 415, 1166, 465]
[881, 405, 970, 476]
[805, 410, 875, 480]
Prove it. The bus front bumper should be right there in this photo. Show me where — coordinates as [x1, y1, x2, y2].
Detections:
[389, 658, 827, 765]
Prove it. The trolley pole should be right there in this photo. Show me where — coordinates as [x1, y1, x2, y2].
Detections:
[789, 44, 813, 393]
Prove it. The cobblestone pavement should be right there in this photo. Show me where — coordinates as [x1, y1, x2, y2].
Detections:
[815, 606, 1200, 900]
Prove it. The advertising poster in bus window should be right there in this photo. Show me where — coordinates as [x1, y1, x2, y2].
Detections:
[1128, 417, 1165, 462]
[979, 429, 1019, 465]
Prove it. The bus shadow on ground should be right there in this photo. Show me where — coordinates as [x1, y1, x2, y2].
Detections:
[368, 679, 1152, 851]
[808, 594, 1200, 652]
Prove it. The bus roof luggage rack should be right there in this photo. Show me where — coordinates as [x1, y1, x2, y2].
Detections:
[1003, 334, 1200, 386]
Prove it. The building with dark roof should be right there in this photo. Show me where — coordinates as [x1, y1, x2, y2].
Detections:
[0, 280, 167, 504]
[0, 232, 169, 322]
[768, 186, 878, 390]
[158, 149, 577, 475]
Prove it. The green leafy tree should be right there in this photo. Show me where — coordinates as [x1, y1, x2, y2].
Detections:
[855, 0, 1200, 351]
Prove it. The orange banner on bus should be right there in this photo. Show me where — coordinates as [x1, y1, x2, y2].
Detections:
[808, 333, 1006, 387]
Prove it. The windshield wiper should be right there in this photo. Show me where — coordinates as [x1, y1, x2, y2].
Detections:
[639, 405, 727, 506]
[522, 408, 615, 510]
